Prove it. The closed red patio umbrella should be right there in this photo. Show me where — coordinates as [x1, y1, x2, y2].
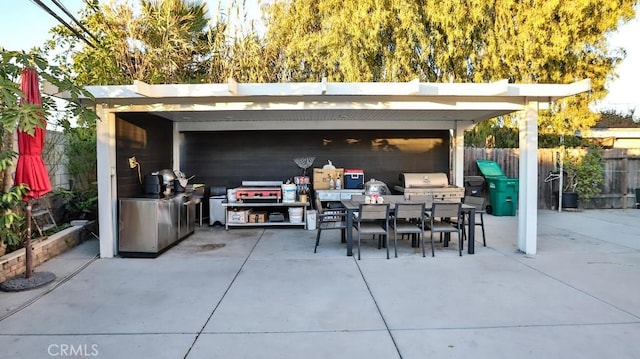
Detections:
[13, 67, 53, 282]
[15, 68, 52, 200]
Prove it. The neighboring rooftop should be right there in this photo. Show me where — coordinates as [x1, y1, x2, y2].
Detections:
[594, 111, 640, 128]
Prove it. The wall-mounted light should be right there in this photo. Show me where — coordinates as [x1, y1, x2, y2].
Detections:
[128, 156, 137, 168]
[128, 156, 142, 183]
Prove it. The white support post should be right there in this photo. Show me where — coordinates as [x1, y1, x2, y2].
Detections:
[518, 100, 538, 255]
[453, 122, 465, 187]
[96, 105, 118, 258]
[173, 122, 180, 171]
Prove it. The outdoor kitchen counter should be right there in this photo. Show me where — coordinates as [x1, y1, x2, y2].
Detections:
[118, 193, 198, 257]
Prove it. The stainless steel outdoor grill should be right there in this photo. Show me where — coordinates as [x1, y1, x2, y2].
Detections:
[394, 173, 465, 201]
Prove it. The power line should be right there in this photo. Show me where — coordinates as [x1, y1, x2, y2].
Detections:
[29, 0, 97, 48]
[50, 0, 101, 45]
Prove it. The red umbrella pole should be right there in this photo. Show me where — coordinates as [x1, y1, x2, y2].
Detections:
[25, 202, 33, 278]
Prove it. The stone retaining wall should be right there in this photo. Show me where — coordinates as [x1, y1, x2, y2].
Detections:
[0, 224, 89, 282]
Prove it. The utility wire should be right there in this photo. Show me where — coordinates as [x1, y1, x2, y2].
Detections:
[29, 0, 97, 48]
[49, 0, 101, 45]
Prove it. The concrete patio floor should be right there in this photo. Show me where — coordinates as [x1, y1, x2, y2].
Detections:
[0, 209, 639, 358]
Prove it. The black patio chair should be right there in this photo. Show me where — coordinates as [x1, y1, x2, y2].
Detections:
[461, 196, 487, 247]
[353, 203, 390, 260]
[314, 197, 348, 253]
[427, 202, 463, 256]
[390, 202, 428, 257]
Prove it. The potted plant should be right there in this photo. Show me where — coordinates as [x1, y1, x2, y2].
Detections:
[562, 145, 604, 208]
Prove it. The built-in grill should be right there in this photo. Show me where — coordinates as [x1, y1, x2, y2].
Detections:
[394, 173, 465, 201]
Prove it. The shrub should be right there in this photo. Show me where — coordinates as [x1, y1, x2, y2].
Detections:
[52, 185, 98, 224]
[563, 145, 604, 200]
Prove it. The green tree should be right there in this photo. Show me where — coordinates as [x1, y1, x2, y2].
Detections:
[47, 0, 214, 85]
[264, 0, 439, 82]
[265, 0, 637, 136]
[42, 0, 639, 141]
[216, 0, 283, 83]
[47, 0, 280, 84]
[0, 49, 96, 249]
[477, 0, 636, 136]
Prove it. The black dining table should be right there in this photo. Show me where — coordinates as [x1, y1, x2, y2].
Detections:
[340, 199, 476, 256]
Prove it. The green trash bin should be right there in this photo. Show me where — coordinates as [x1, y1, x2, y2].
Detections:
[476, 160, 519, 216]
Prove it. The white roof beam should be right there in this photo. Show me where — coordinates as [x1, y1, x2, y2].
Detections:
[228, 78, 238, 95]
[420, 79, 509, 96]
[58, 79, 590, 103]
[102, 99, 523, 113]
[133, 80, 229, 98]
[508, 79, 591, 99]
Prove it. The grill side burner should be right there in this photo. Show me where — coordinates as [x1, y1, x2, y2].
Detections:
[395, 172, 465, 201]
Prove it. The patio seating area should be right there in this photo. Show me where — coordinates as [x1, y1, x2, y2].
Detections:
[0, 209, 639, 358]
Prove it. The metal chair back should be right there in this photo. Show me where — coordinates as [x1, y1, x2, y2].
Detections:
[463, 196, 486, 212]
[358, 203, 389, 220]
[395, 202, 426, 219]
[431, 202, 461, 220]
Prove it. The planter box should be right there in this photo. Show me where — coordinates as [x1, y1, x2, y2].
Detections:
[0, 221, 95, 283]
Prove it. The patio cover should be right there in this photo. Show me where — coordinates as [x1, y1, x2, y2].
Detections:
[51, 78, 591, 258]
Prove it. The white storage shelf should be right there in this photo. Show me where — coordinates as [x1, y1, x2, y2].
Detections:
[222, 201, 309, 230]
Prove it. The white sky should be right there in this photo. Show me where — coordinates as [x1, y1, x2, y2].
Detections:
[598, 12, 640, 114]
[0, 0, 637, 115]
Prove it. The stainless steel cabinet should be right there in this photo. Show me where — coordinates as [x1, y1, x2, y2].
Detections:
[119, 194, 195, 256]
[119, 198, 176, 255]
[178, 198, 196, 238]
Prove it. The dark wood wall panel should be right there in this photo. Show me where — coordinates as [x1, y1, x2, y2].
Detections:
[180, 130, 450, 191]
[116, 113, 173, 198]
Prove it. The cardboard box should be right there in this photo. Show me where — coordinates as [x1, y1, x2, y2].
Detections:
[248, 211, 268, 223]
[344, 169, 364, 189]
[313, 168, 344, 190]
[227, 209, 252, 224]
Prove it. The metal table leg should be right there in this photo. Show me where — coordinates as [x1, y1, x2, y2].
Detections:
[467, 207, 475, 254]
[346, 208, 353, 256]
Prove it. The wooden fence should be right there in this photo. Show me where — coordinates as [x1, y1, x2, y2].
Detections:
[464, 148, 640, 209]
